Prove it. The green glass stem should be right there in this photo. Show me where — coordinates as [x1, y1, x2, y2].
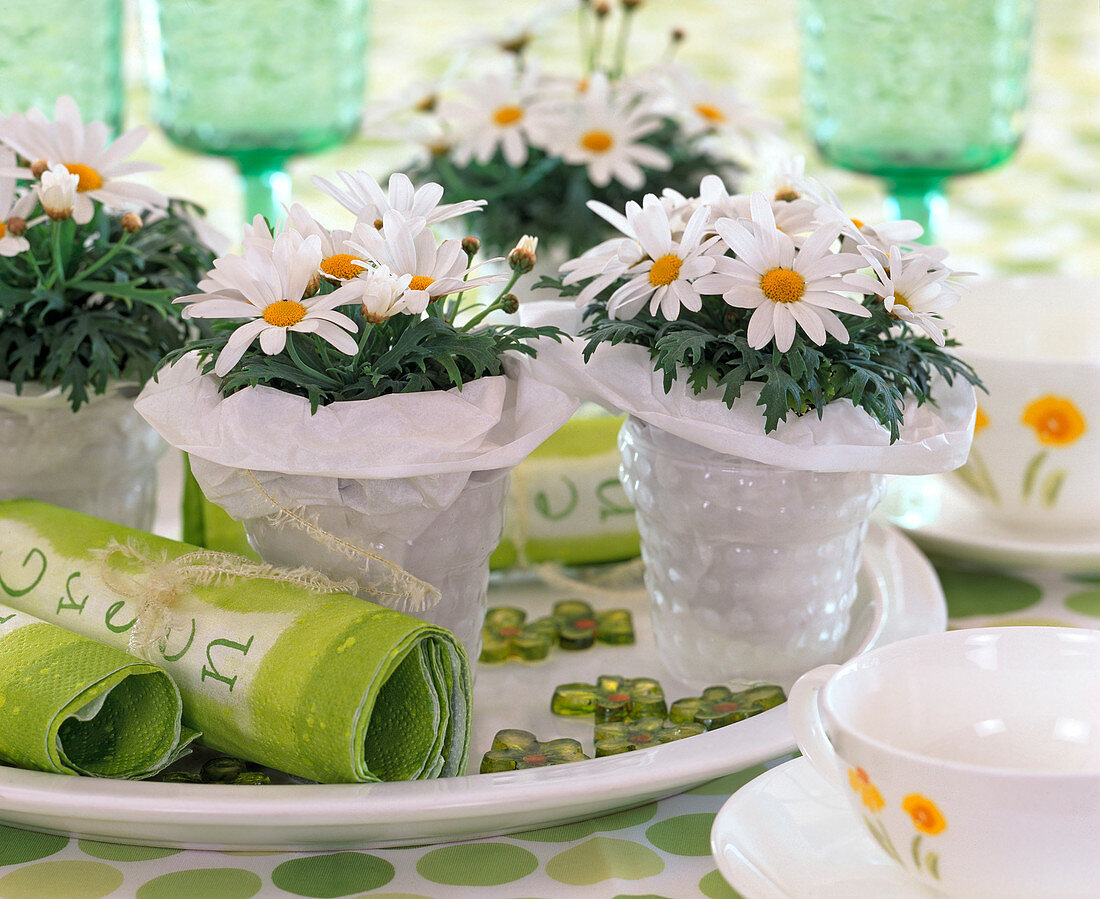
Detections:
[234, 152, 293, 224]
[882, 176, 948, 245]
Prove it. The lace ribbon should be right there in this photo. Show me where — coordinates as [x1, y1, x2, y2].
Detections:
[94, 539, 361, 661]
[244, 470, 441, 613]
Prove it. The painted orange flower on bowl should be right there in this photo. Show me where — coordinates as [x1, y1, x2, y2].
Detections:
[903, 793, 947, 835]
[974, 405, 991, 435]
[1022, 396, 1086, 446]
[848, 766, 885, 813]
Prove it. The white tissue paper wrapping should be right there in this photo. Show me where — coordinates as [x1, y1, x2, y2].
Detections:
[519, 301, 976, 475]
[134, 352, 579, 534]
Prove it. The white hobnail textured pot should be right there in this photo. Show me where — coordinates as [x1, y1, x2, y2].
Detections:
[618, 416, 886, 688]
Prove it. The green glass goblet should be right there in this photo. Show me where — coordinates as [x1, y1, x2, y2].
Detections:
[798, 0, 1035, 242]
[0, 0, 124, 134]
[142, 0, 369, 222]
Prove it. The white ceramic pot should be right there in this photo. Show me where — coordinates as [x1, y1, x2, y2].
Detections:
[0, 382, 165, 530]
[618, 416, 886, 688]
[240, 469, 510, 664]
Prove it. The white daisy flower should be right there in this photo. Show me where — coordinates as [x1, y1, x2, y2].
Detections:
[312, 170, 485, 228]
[763, 155, 811, 202]
[536, 74, 671, 190]
[327, 263, 416, 324]
[0, 95, 165, 224]
[438, 66, 545, 168]
[843, 245, 960, 346]
[0, 150, 34, 256]
[346, 210, 506, 312]
[176, 231, 359, 377]
[593, 193, 719, 322]
[284, 203, 364, 284]
[694, 192, 870, 352]
[805, 176, 933, 258]
[698, 174, 818, 244]
[657, 62, 778, 151]
[37, 164, 78, 220]
[560, 233, 644, 307]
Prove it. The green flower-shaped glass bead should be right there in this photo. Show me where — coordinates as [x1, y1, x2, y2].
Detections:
[552, 599, 635, 650]
[478, 607, 558, 663]
[551, 674, 667, 723]
[669, 684, 787, 730]
[593, 716, 707, 757]
[480, 728, 590, 773]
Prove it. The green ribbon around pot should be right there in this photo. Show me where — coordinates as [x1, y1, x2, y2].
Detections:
[0, 604, 198, 778]
[0, 499, 472, 784]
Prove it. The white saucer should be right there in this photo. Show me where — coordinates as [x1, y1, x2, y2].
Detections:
[710, 756, 945, 898]
[879, 475, 1100, 573]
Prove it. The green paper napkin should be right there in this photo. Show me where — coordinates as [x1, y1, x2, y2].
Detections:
[0, 499, 472, 784]
[0, 604, 197, 778]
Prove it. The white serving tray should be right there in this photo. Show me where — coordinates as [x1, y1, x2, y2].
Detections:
[0, 522, 944, 850]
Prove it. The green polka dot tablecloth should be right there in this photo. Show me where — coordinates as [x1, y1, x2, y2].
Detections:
[0, 560, 1094, 899]
[0, 0, 1094, 896]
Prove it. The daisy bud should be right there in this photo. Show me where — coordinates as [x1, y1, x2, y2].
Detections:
[304, 270, 322, 297]
[461, 236, 481, 258]
[508, 235, 538, 273]
[594, 1, 611, 16]
[30, 158, 50, 179]
[120, 212, 143, 233]
[38, 164, 78, 221]
[6, 216, 26, 237]
[500, 294, 519, 314]
[622, 0, 644, 8]
[499, 33, 531, 54]
[671, 27, 686, 44]
[414, 93, 439, 113]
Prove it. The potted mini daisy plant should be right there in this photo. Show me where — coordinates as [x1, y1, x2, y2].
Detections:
[0, 96, 215, 529]
[523, 163, 982, 688]
[392, 0, 775, 287]
[135, 171, 576, 661]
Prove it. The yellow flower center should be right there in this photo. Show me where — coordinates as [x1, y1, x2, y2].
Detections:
[648, 254, 683, 287]
[493, 104, 524, 126]
[0, 222, 5, 240]
[892, 291, 911, 310]
[759, 267, 806, 304]
[694, 102, 726, 123]
[320, 253, 366, 281]
[408, 275, 435, 292]
[61, 162, 103, 192]
[263, 300, 307, 328]
[580, 130, 614, 153]
[851, 217, 865, 230]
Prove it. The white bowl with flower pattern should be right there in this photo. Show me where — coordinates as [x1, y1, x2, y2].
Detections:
[947, 276, 1100, 534]
[788, 627, 1100, 898]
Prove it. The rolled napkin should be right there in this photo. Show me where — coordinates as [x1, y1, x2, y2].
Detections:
[0, 499, 471, 783]
[0, 604, 197, 778]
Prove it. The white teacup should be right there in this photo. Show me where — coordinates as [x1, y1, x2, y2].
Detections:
[947, 276, 1100, 534]
[788, 627, 1100, 898]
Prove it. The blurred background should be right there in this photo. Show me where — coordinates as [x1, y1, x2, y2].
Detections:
[100, 0, 1100, 278]
[1, 0, 1096, 271]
